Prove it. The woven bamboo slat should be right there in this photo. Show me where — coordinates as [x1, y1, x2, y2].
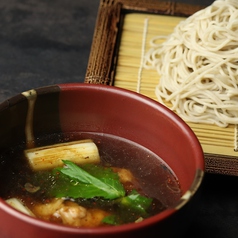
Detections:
[114, 13, 238, 158]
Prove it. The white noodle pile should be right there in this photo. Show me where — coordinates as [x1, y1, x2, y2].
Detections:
[144, 0, 238, 127]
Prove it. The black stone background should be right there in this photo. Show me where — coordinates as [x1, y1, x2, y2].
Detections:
[0, 0, 237, 237]
[0, 0, 99, 101]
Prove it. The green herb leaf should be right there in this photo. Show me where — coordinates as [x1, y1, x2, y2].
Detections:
[52, 160, 125, 199]
[102, 191, 152, 225]
[102, 215, 119, 225]
[119, 190, 153, 214]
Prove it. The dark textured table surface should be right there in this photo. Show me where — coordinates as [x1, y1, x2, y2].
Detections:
[0, 0, 238, 237]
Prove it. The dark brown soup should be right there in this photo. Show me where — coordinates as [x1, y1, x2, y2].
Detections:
[0, 132, 181, 227]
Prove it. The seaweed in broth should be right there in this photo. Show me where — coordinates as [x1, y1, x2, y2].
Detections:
[0, 132, 182, 227]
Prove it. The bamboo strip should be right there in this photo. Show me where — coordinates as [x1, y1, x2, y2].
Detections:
[114, 13, 238, 157]
[202, 144, 236, 157]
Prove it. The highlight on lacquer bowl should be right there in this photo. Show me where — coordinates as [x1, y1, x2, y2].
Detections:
[0, 83, 204, 238]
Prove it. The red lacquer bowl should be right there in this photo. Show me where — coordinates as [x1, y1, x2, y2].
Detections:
[0, 83, 204, 238]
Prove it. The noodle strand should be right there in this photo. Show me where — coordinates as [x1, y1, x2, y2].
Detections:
[144, 0, 238, 127]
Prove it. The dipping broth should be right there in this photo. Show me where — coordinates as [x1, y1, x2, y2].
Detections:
[0, 132, 182, 227]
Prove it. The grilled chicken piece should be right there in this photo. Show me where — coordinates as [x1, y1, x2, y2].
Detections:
[33, 198, 110, 227]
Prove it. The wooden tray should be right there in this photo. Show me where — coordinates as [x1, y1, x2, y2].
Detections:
[85, 0, 238, 176]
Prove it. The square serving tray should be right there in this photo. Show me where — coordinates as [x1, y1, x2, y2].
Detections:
[85, 0, 238, 176]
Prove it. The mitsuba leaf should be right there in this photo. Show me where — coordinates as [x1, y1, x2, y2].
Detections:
[102, 215, 119, 225]
[119, 190, 153, 214]
[51, 160, 125, 199]
[102, 190, 152, 225]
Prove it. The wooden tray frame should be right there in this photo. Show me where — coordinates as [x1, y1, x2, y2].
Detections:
[85, 0, 238, 176]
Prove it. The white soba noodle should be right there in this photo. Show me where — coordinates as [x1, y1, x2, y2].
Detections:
[144, 0, 238, 127]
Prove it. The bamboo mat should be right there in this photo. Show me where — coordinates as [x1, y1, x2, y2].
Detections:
[114, 13, 238, 158]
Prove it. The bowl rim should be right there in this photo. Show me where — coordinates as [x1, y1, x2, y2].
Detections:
[0, 83, 205, 234]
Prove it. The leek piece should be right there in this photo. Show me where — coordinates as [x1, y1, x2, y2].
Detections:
[24, 139, 100, 171]
[5, 198, 35, 217]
